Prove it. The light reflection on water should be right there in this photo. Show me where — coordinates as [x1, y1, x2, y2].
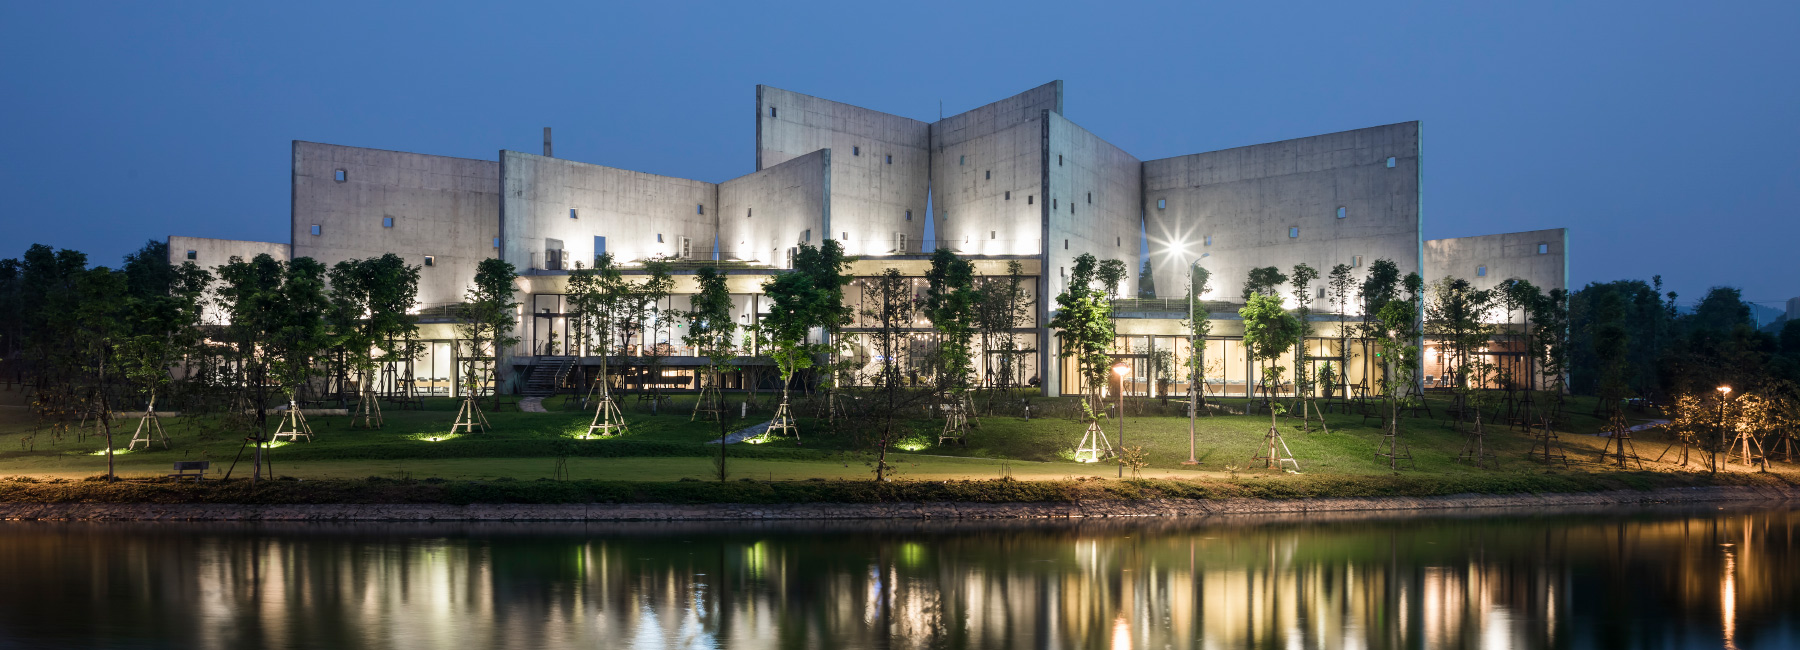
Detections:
[0, 505, 1794, 649]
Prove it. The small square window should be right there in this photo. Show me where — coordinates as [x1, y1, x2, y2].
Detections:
[842, 232, 848, 240]
[1157, 199, 1166, 209]
[1058, 154, 1063, 166]
[185, 250, 197, 260]
[853, 146, 859, 156]
[1289, 227, 1300, 238]
[696, 204, 704, 215]
[1538, 243, 1549, 254]
[905, 210, 912, 221]
[959, 155, 965, 165]
[1053, 199, 1058, 209]
[1204, 235, 1212, 246]
[310, 224, 321, 236]
[493, 237, 500, 248]
[1317, 287, 1326, 299]
[423, 256, 435, 267]
[334, 169, 346, 182]
[1064, 239, 1069, 250]
[1004, 191, 1011, 200]
[985, 170, 991, 180]
[1336, 206, 1347, 219]
[804, 229, 811, 243]
[1477, 265, 1487, 277]
[1116, 237, 1121, 246]
[1087, 192, 1091, 204]
[1386, 157, 1396, 168]
[1353, 255, 1363, 267]
[747, 208, 753, 218]
[770, 106, 777, 117]
[991, 231, 996, 240]
[383, 217, 394, 228]
[886, 154, 892, 164]
[569, 208, 578, 220]
[657, 234, 664, 243]
[1028, 195, 1034, 205]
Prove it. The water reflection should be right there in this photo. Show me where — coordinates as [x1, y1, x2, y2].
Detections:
[0, 506, 1794, 649]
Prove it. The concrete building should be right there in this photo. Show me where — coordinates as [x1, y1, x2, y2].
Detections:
[169, 81, 1566, 399]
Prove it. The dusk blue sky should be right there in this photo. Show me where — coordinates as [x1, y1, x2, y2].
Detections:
[3, 1, 1795, 305]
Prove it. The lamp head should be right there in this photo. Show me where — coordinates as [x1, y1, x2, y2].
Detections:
[1112, 362, 1130, 377]
[1718, 385, 1732, 394]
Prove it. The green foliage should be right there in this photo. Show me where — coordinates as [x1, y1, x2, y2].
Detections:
[455, 257, 519, 401]
[925, 248, 977, 395]
[1049, 254, 1116, 406]
[1242, 266, 1288, 302]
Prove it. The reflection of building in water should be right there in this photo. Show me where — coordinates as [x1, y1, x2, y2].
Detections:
[0, 511, 1792, 648]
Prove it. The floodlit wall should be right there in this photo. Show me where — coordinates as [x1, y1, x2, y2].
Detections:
[929, 81, 1061, 257]
[1424, 228, 1568, 295]
[499, 151, 717, 271]
[166, 236, 290, 324]
[1044, 112, 1143, 301]
[290, 141, 499, 308]
[1143, 122, 1423, 310]
[718, 150, 830, 268]
[756, 86, 928, 256]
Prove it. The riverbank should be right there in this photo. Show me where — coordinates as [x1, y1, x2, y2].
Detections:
[2, 475, 1793, 521]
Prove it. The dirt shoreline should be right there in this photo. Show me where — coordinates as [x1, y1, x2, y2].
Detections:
[2, 484, 1794, 522]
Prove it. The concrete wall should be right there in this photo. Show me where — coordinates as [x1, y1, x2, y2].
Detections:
[291, 141, 499, 308]
[1143, 122, 1423, 311]
[1424, 228, 1568, 296]
[166, 236, 290, 324]
[1044, 112, 1143, 301]
[756, 86, 928, 256]
[718, 150, 830, 268]
[498, 151, 717, 271]
[929, 81, 1062, 257]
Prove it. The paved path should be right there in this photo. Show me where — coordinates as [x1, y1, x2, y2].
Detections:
[519, 397, 547, 413]
[705, 421, 770, 445]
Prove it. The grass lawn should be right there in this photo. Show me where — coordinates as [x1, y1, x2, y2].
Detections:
[0, 387, 1794, 496]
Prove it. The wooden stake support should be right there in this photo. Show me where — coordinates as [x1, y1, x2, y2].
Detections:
[1597, 409, 1643, 469]
[584, 384, 628, 438]
[451, 396, 489, 435]
[1253, 424, 1301, 472]
[1527, 413, 1569, 466]
[1074, 420, 1116, 464]
[1456, 412, 1496, 469]
[126, 393, 170, 451]
[272, 398, 314, 443]
[767, 398, 799, 443]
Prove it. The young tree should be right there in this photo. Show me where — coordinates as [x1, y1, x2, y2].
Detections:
[1049, 254, 1116, 410]
[1242, 266, 1288, 302]
[215, 253, 287, 480]
[73, 266, 127, 479]
[1240, 292, 1302, 468]
[1373, 294, 1423, 469]
[974, 261, 1031, 403]
[862, 268, 920, 480]
[925, 248, 977, 441]
[1096, 258, 1129, 349]
[684, 267, 737, 480]
[117, 258, 211, 447]
[1326, 263, 1358, 401]
[1183, 264, 1213, 410]
[1358, 259, 1403, 395]
[1530, 288, 1572, 418]
[628, 258, 676, 410]
[1288, 263, 1328, 432]
[761, 266, 818, 440]
[455, 258, 520, 430]
[1425, 278, 1496, 420]
[265, 257, 332, 442]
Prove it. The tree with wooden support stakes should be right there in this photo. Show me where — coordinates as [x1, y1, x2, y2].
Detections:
[1426, 277, 1496, 429]
[268, 258, 331, 443]
[974, 261, 1033, 410]
[450, 258, 520, 436]
[119, 256, 210, 451]
[1369, 275, 1424, 470]
[1181, 264, 1214, 425]
[1241, 265, 1288, 415]
[684, 266, 738, 480]
[1324, 263, 1358, 412]
[1287, 263, 1329, 434]
[329, 254, 421, 430]
[1241, 292, 1303, 472]
[1049, 254, 1118, 461]
[925, 248, 978, 446]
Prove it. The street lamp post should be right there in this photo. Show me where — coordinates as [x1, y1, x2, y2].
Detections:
[1716, 385, 1731, 473]
[1184, 259, 1199, 465]
[1114, 360, 1131, 478]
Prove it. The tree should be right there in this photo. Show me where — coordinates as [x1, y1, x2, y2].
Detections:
[1240, 292, 1302, 430]
[684, 267, 737, 481]
[1096, 258, 1128, 349]
[1049, 254, 1116, 410]
[1325, 263, 1357, 400]
[1287, 263, 1329, 432]
[925, 248, 977, 441]
[1358, 259, 1403, 394]
[73, 267, 127, 479]
[456, 258, 520, 417]
[1373, 295, 1423, 469]
[1425, 278, 1496, 396]
[1530, 288, 1572, 418]
[1183, 264, 1213, 408]
[264, 257, 332, 441]
[1243, 266, 1287, 302]
[215, 253, 287, 480]
[329, 255, 420, 427]
[862, 268, 919, 480]
[974, 261, 1031, 403]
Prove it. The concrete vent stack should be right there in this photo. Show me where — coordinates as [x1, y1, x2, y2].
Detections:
[543, 127, 552, 157]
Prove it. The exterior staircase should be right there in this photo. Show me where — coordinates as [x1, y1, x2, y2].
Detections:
[524, 356, 576, 397]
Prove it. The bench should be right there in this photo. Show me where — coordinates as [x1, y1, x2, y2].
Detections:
[168, 460, 209, 481]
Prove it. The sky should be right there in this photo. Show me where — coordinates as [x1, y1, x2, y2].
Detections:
[3, 1, 1796, 306]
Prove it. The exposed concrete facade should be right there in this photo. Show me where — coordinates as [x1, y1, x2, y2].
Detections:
[291, 141, 499, 307]
[929, 82, 1061, 258]
[498, 151, 717, 272]
[1424, 228, 1568, 295]
[756, 86, 926, 257]
[718, 150, 830, 268]
[166, 236, 290, 323]
[1143, 122, 1423, 307]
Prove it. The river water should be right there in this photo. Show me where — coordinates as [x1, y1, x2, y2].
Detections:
[0, 504, 1793, 649]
